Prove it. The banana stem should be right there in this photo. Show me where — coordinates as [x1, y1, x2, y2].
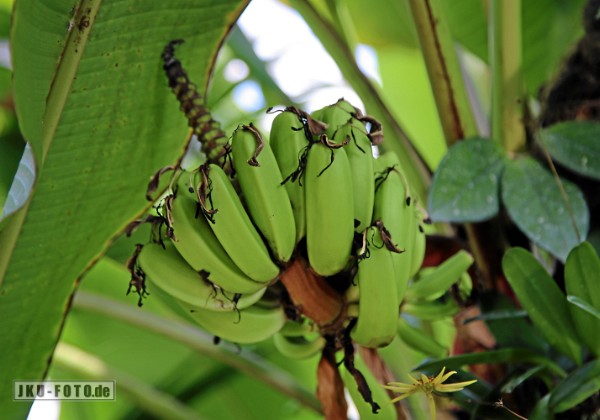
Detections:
[53, 343, 203, 420]
[407, 0, 502, 289]
[490, 0, 526, 152]
[280, 257, 346, 332]
[407, 0, 478, 145]
[73, 291, 322, 414]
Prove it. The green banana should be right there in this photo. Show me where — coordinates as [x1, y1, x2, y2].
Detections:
[373, 151, 417, 302]
[341, 349, 397, 420]
[201, 163, 280, 282]
[169, 177, 266, 294]
[273, 332, 326, 360]
[231, 124, 296, 263]
[351, 226, 399, 348]
[305, 141, 354, 276]
[269, 109, 311, 243]
[311, 98, 360, 137]
[138, 242, 265, 311]
[279, 318, 319, 337]
[185, 302, 287, 344]
[405, 250, 474, 301]
[402, 298, 460, 321]
[397, 317, 448, 358]
[410, 216, 427, 278]
[457, 270, 474, 301]
[335, 120, 375, 232]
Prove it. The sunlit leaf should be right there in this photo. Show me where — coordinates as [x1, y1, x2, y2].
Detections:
[0, 2, 248, 417]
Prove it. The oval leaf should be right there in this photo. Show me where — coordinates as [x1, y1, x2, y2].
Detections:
[428, 137, 505, 222]
[539, 121, 600, 180]
[502, 247, 582, 364]
[501, 157, 589, 262]
[549, 359, 600, 413]
[565, 241, 600, 356]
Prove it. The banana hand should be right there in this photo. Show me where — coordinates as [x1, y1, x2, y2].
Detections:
[201, 163, 280, 282]
[169, 177, 266, 294]
[138, 242, 265, 311]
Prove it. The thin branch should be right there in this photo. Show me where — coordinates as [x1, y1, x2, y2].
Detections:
[53, 343, 203, 420]
[407, 0, 478, 144]
[72, 291, 322, 414]
[490, 0, 526, 152]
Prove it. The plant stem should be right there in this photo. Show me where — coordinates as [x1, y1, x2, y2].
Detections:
[53, 343, 203, 420]
[406, 0, 510, 289]
[289, 0, 432, 204]
[490, 0, 525, 152]
[73, 291, 322, 414]
[407, 0, 478, 145]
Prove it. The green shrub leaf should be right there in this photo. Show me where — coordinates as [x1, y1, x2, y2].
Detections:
[549, 359, 600, 413]
[428, 138, 505, 222]
[501, 157, 589, 261]
[565, 242, 600, 356]
[502, 247, 582, 364]
[539, 122, 600, 180]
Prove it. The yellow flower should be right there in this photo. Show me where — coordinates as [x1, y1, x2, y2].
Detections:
[383, 367, 477, 419]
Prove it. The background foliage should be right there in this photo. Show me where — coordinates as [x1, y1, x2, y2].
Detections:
[1, 0, 599, 419]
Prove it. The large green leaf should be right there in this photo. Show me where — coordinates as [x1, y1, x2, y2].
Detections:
[502, 247, 582, 364]
[0, 1, 248, 417]
[428, 137, 505, 222]
[501, 157, 589, 262]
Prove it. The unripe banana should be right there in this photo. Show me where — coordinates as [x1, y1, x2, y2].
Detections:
[397, 317, 448, 358]
[201, 163, 280, 282]
[341, 349, 397, 420]
[273, 332, 326, 360]
[351, 226, 399, 348]
[231, 124, 296, 263]
[138, 242, 266, 311]
[335, 121, 375, 232]
[401, 299, 460, 321]
[373, 151, 417, 302]
[185, 303, 287, 344]
[305, 142, 354, 276]
[279, 318, 319, 337]
[405, 250, 473, 301]
[269, 109, 310, 243]
[410, 219, 427, 278]
[170, 178, 265, 294]
[311, 98, 360, 137]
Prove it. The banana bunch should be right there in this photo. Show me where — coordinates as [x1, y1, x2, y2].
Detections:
[146, 44, 478, 414]
[129, 97, 466, 354]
